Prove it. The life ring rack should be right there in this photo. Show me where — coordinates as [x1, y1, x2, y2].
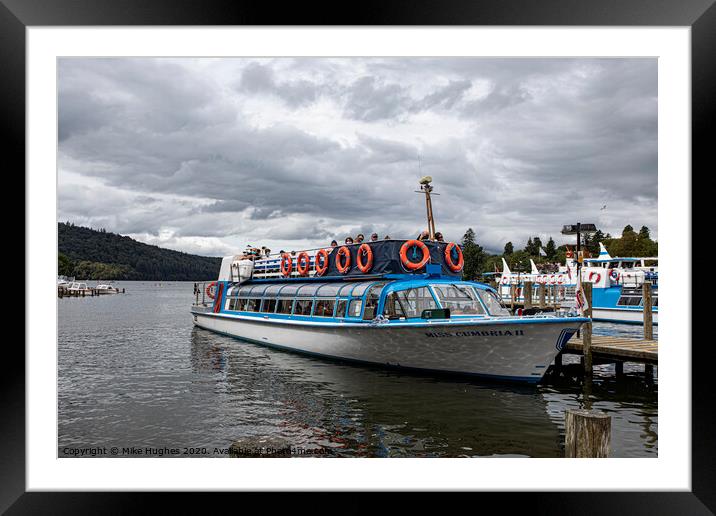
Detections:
[444, 242, 464, 272]
[296, 252, 311, 276]
[315, 249, 329, 276]
[400, 240, 430, 271]
[336, 246, 351, 274]
[356, 243, 373, 273]
[280, 253, 293, 277]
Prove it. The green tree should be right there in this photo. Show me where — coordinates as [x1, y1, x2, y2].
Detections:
[58, 252, 73, 276]
[461, 228, 485, 281]
[545, 237, 556, 260]
[504, 241, 514, 255]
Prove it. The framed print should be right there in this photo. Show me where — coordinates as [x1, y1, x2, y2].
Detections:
[4, 0, 712, 512]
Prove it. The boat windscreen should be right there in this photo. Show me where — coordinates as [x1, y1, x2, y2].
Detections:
[432, 284, 485, 315]
[476, 289, 511, 316]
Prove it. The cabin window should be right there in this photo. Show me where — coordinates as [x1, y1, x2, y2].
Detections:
[476, 289, 511, 316]
[276, 298, 293, 314]
[617, 296, 642, 306]
[314, 299, 336, 317]
[293, 299, 314, 316]
[432, 284, 485, 315]
[347, 299, 363, 318]
[262, 298, 277, 313]
[363, 284, 389, 320]
[390, 287, 438, 319]
[316, 284, 341, 297]
[245, 298, 261, 312]
[383, 292, 406, 319]
[335, 299, 348, 318]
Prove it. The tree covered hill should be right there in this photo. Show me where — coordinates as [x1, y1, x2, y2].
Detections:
[58, 223, 222, 281]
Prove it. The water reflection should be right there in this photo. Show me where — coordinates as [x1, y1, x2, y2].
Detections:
[190, 327, 562, 457]
[57, 282, 657, 458]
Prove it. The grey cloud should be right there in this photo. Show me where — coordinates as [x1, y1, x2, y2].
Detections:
[58, 57, 657, 255]
[239, 62, 319, 107]
[343, 76, 409, 121]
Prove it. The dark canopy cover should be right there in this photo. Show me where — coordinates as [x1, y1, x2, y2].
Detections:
[324, 240, 462, 278]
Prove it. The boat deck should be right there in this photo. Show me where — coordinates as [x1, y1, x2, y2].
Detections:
[564, 335, 658, 364]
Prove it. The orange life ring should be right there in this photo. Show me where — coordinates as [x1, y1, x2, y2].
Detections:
[280, 253, 292, 277]
[205, 281, 217, 299]
[315, 249, 329, 276]
[356, 243, 373, 273]
[588, 271, 602, 283]
[400, 240, 430, 270]
[444, 242, 464, 272]
[556, 275, 565, 285]
[296, 252, 311, 276]
[336, 246, 351, 274]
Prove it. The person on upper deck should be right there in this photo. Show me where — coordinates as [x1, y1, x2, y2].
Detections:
[435, 232, 444, 242]
[370, 233, 379, 242]
[356, 234, 365, 243]
[345, 237, 354, 245]
[384, 235, 391, 240]
[330, 240, 338, 247]
[417, 230, 430, 241]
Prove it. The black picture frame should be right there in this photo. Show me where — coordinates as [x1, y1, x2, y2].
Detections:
[4, 0, 710, 512]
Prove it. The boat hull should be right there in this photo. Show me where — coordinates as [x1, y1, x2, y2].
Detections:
[191, 311, 583, 383]
[592, 307, 659, 325]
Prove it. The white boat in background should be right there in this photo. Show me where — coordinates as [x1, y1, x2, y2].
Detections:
[67, 282, 90, 294]
[496, 243, 658, 325]
[57, 275, 74, 288]
[95, 283, 120, 294]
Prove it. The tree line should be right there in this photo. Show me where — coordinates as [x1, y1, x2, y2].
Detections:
[58, 222, 221, 281]
[460, 225, 658, 281]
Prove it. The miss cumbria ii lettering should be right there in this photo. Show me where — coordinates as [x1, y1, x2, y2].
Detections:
[425, 329, 525, 338]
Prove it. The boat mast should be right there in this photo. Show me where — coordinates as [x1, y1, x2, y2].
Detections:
[418, 176, 437, 240]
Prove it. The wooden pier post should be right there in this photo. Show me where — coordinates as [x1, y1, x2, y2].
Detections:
[583, 282, 593, 375]
[539, 283, 546, 309]
[565, 409, 611, 457]
[642, 282, 653, 340]
[524, 281, 533, 310]
[510, 284, 516, 310]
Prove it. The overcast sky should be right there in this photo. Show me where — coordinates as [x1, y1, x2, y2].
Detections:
[58, 57, 657, 256]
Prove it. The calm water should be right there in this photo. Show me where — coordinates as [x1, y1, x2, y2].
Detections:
[58, 281, 657, 458]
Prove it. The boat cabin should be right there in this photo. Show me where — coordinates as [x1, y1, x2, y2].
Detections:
[222, 278, 509, 323]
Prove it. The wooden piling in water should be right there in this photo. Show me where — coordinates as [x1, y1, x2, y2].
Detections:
[565, 409, 611, 458]
[643, 282, 653, 340]
[524, 281, 533, 310]
[539, 283, 546, 309]
[583, 282, 593, 375]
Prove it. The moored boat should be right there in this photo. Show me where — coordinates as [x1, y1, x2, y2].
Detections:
[191, 179, 588, 383]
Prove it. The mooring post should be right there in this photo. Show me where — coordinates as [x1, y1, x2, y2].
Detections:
[642, 282, 653, 340]
[524, 281, 533, 310]
[615, 361, 624, 379]
[565, 409, 611, 457]
[539, 283, 546, 308]
[510, 284, 516, 311]
[583, 282, 593, 375]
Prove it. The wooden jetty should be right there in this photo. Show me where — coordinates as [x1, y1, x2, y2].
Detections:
[58, 286, 125, 298]
[564, 335, 657, 364]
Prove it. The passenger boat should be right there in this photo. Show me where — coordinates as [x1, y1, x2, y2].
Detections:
[191, 179, 588, 383]
[496, 243, 658, 325]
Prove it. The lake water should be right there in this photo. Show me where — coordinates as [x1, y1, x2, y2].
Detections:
[58, 281, 657, 458]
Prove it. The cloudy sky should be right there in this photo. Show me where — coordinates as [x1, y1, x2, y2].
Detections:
[58, 57, 657, 256]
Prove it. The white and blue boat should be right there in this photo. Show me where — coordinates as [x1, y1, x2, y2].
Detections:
[497, 243, 658, 325]
[191, 237, 588, 383]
